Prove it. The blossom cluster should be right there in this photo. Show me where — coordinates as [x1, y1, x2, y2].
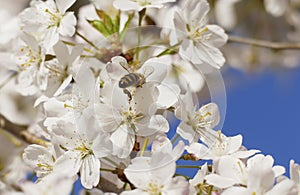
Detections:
[0, 0, 299, 195]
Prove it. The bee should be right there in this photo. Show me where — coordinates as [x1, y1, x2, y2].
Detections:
[118, 62, 154, 100]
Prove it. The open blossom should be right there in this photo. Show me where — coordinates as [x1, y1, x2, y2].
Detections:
[121, 141, 189, 195]
[23, 144, 56, 178]
[113, 0, 176, 11]
[205, 154, 294, 194]
[19, 0, 77, 50]
[186, 132, 260, 161]
[175, 88, 220, 144]
[173, 0, 228, 69]
[19, 173, 75, 195]
[95, 56, 169, 158]
[189, 163, 211, 195]
[15, 33, 46, 96]
[45, 118, 112, 189]
[44, 41, 83, 97]
[42, 65, 99, 131]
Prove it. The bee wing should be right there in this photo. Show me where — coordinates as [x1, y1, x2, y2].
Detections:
[143, 66, 154, 78]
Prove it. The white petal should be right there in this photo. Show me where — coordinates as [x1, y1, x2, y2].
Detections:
[152, 135, 172, 154]
[217, 156, 246, 184]
[204, 174, 237, 188]
[222, 187, 251, 195]
[150, 152, 176, 184]
[194, 42, 226, 69]
[56, 0, 76, 13]
[176, 122, 198, 143]
[142, 58, 168, 83]
[121, 189, 148, 195]
[113, 0, 141, 11]
[163, 176, 189, 195]
[189, 163, 208, 186]
[43, 27, 59, 51]
[53, 74, 73, 96]
[273, 165, 286, 177]
[110, 125, 135, 158]
[80, 155, 100, 189]
[206, 25, 228, 47]
[124, 157, 151, 190]
[148, 115, 169, 134]
[265, 179, 296, 195]
[227, 134, 242, 154]
[199, 102, 220, 128]
[290, 160, 300, 183]
[231, 149, 260, 159]
[95, 103, 122, 132]
[134, 83, 159, 115]
[74, 66, 95, 98]
[157, 84, 180, 108]
[171, 141, 185, 160]
[54, 151, 82, 176]
[59, 12, 77, 37]
[186, 143, 210, 159]
[92, 134, 112, 158]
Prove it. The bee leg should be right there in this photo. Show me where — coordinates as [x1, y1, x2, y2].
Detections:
[123, 89, 132, 101]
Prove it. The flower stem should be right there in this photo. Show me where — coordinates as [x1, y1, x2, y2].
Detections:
[135, 8, 146, 61]
[0, 128, 23, 147]
[103, 157, 119, 167]
[176, 165, 202, 169]
[207, 185, 213, 195]
[62, 40, 94, 53]
[140, 138, 149, 157]
[174, 173, 191, 180]
[100, 168, 115, 172]
[155, 42, 181, 57]
[171, 134, 180, 144]
[75, 31, 99, 50]
[228, 35, 300, 50]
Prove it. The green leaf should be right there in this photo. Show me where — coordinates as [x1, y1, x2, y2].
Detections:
[113, 13, 120, 34]
[95, 9, 114, 34]
[87, 19, 110, 37]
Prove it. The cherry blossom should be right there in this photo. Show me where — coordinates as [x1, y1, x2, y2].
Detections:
[19, 0, 77, 50]
[175, 88, 220, 143]
[173, 0, 228, 68]
[121, 141, 188, 194]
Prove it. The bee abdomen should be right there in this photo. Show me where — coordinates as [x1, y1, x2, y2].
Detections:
[119, 73, 140, 88]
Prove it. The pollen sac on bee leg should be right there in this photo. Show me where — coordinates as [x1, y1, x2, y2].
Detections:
[123, 88, 132, 101]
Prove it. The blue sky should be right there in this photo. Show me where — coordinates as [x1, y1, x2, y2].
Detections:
[222, 66, 300, 172]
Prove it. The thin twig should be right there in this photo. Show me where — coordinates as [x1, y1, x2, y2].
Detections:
[228, 35, 300, 50]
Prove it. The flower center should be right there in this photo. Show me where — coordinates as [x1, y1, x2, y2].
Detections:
[133, 0, 152, 6]
[45, 8, 63, 28]
[122, 110, 144, 132]
[76, 143, 93, 159]
[211, 131, 229, 156]
[18, 46, 42, 69]
[187, 26, 212, 42]
[147, 182, 163, 195]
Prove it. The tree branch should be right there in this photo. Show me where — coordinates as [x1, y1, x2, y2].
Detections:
[228, 35, 300, 50]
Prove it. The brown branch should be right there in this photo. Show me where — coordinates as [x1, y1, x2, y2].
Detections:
[228, 35, 300, 50]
